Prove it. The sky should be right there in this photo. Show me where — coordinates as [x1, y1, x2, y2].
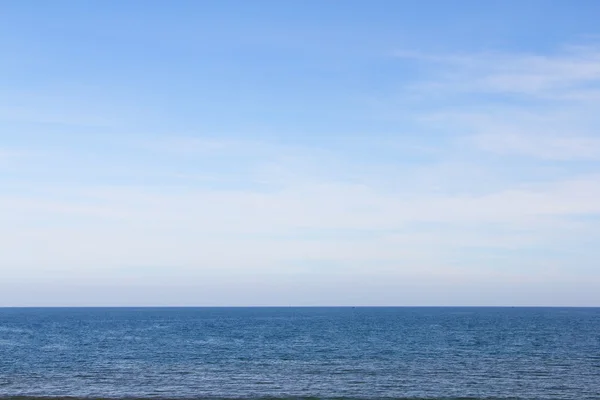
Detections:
[2, 0, 600, 306]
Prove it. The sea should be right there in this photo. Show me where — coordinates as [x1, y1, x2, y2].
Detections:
[0, 307, 599, 400]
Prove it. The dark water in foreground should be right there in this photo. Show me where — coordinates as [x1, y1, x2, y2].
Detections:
[0, 307, 599, 400]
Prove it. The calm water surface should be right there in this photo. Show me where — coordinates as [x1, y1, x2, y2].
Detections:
[0, 307, 599, 400]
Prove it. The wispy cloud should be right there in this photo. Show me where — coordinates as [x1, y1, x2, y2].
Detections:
[396, 45, 600, 100]
[473, 132, 600, 160]
[3, 39, 600, 305]
[395, 44, 600, 165]
[2, 167, 599, 278]
[423, 106, 600, 161]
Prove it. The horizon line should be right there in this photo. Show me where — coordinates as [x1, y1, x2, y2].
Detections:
[1, 305, 599, 308]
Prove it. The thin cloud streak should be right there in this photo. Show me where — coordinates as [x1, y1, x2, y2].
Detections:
[395, 45, 600, 99]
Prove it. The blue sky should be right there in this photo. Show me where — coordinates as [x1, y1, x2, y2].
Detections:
[2, 1, 600, 306]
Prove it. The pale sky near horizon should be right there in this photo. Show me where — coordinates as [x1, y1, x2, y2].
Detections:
[2, 1, 600, 306]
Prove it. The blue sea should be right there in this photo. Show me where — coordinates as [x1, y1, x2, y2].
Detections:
[0, 307, 599, 400]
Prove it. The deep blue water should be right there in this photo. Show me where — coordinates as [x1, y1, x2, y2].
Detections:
[0, 307, 599, 400]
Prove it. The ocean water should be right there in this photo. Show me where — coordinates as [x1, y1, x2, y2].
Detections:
[0, 307, 599, 400]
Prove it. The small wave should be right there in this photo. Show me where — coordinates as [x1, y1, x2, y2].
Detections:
[0, 339, 24, 347]
[0, 327, 32, 334]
